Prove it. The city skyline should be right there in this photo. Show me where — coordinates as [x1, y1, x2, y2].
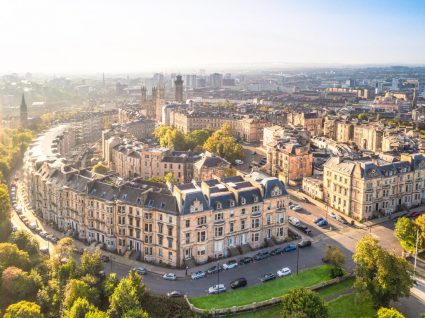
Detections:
[1, 0, 425, 74]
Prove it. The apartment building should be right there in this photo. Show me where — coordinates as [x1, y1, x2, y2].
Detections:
[287, 112, 323, 137]
[266, 141, 313, 185]
[353, 123, 383, 152]
[24, 130, 289, 267]
[323, 154, 425, 220]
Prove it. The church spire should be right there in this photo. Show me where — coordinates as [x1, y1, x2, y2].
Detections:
[20, 93, 28, 128]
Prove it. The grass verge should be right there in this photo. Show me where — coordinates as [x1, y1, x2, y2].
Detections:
[328, 293, 376, 318]
[190, 265, 332, 310]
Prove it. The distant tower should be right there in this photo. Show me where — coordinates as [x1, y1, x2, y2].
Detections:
[141, 86, 147, 102]
[413, 87, 418, 108]
[174, 75, 184, 102]
[20, 93, 28, 128]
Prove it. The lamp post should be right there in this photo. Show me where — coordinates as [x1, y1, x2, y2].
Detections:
[217, 261, 220, 295]
[414, 229, 419, 280]
[296, 246, 300, 275]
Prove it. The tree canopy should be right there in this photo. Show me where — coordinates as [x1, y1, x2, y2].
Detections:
[394, 217, 421, 252]
[377, 307, 405, 318]
[92, 163, 108, 175]
[4, 300, 43, 318]
[203, 124, 244, 163]
[280, 287, 329, 318]
[353, 235, 413, 307]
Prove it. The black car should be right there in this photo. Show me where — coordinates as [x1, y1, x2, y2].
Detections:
[239, 256, 254, 265]
[336, 216, 348, 224]
[298, 240, 312, 248]
[101, 255, 110, 262]
[303, 197, 311, 204]
[270, 248, 282, 256]
[166, 290, 184, 298]
[260, 273, 277, 282]
[230, 277, 247, 289]
[207, 265, 222, 274]
[254, 251, 269, 261]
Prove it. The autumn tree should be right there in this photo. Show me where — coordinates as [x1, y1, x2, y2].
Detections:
[1, 267, 42, 305]
[9, 230, 40, 261]
[0, 243, 31, 271]
[322, 245, 345, 277]
[280, 288, 329, 318]
[203, 124, 244, 163]
[64, 297, 99, 318]
[353, 235, 413, 307]
[103, 273, 119, 298]
[79, 249, 103, 278]
[64, 279, 100, 309]
[377, 307, 405, 318]
[3, 300, 43, 318]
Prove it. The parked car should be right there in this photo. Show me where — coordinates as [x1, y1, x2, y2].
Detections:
[223, 259, 238, 270]
[283, 244, 297, 252]
[234, 159, 244, 165]
[163, 273, 177, 281]
[336, 215, 348, 224]
[39, 231, 48, 238]
[409, 212, 421, 219]
[136, 267, 147, 275]
[191, 271, 206, 280]
[239, 256, 254, 265]
[303, 197, 311, 204]
[277, 267, 292, 277]
[288, 216, 300, 227]
[288, 201, 294, 207]
[328, 211, 337, 219]
[317, 220, 329, 227]
[11, 224, 17, 232]
[76, 247, 86, 255]
[270, 247, 283, 256]
[230, 277, 247, 289]
[208, 284, 226, 294]
[296, 224, 312, 235]
[291, 205, 302, 212]
[101, 255, 110, 262]
[166, 290, 184, 298]
[254, 251, 269, 261]
[298, 240, 312, 248]
[40, 247, 50, 255]
[207, 264, 222, 274]
[260, 273, 277, 282]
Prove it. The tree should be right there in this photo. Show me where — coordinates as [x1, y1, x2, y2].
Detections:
[64, 279, 99, 309]
[203, 124, 244, 163]
[9, 230, 40, 260]
[164, 172, 176, 185]
[108, 272, 147, 318]
[85, 311, 109, 318]
[92, 163, 108, 174]
[322, 246, 345, 277]
[357, 113, 369, 121]
[1, 267, 42, 305]
[377, 307, 405, 318]
[54, 237, 75, 259]
[185, 129, 212, 151]
[353, 235, 413, 307]
[415, 214, 425, 243]
[36, 279, 61, 318]
[224, 167, 237, 177]
[64, 297, 98, 318]
[79, 250, 103, 277]
[280, 288, 328, 318]
[123, 309, 149, 318]
[103, 273, 119, 298]
[0, 183, 12, 241]
[0, 243, 31, 271]
[395, 217, 420, 252]
[4, 301, 43, 318]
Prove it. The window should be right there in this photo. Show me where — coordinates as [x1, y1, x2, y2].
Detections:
[241, 197, 246, 205]
[144, 223, 152, 232]
[168, 226, 173, 236]
[251, 233, 259, 242]
[214, 227, 223, 237]
[252, 205, 260, 213]
[241, 220, 246, 230]
[216, 202, 222, 209]
[168, 252, 172, 261]
[185, 220, 190, 228]
[158, 224, 163, 233]
[169, 216, 172, 224]
[230, 200, 235, 207]
[241, 208, 246, 215]
[214, 213, 223, 221]
[197, 216, 206, 226]
[230, 222, 234, 233]
[145, 247, 153, 255]
[197, 231, 206, 242]
[277, 227, 284, 237]
[158, 235, 163, 245]
[145, 235, 152, 244]
[266, 214, 271, 225]
[168, 238, 173, 248]
[251, 218, 260, 228]
[277, 213, 284, 223]
[185, 232, 190, 244]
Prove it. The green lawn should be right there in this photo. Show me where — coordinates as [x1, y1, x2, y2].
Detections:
[190, 265, 332, 310]
[230, 277, 354, 318]
[328, 294, 376, 318]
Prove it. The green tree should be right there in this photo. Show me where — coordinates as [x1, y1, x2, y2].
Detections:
[395, 217, 420, 252]
[36, 279, 61, 318]
[3, 300, 43, 318]
[92, 163, 108, 175]
[353, 235, 413, 307]
[54, 237, 75, 259]
[64, 297, 97, 318]
[9, 230, 40, 260]
[79, 250, 103, 277]
[280, 288, 328, 318]
[323, 246, 345, 277]
[85, 310, 109, 318]
[1, 267, 42, 305]
[123, 309, 149, 318]
[377, 307, 405, 318]
[64, 279, 100, 309]
[415, 214, 425, 243]
[0, 183, 12, 241]
[108, 271, 146, 318]
[0, 243, 31, 271]
[103, 273, 119, 298]
[357, 113, 369, 121]
[57, 258, 78, 288]
[185, 129, 212, 151]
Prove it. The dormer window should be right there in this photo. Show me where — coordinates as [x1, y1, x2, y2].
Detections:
[241, 197, 246, 205]
[253, 195, 258, 203]
[216, 202, 222, 209]
[230, 200, 235, 207]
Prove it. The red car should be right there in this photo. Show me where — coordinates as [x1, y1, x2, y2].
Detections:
[409, 212, 421, 219]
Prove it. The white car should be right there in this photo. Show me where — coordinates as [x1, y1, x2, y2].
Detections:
[208, 284, 226, 294]
[291, 205, 302, 212]
[288, 216, 300, 227]
[29, 222, 38, 230]
[191, 270, 206, 280]
[328, 211, 337, 219]
[222, 260, 238, 270]
[163, 273, 177, 281]
[277, 267, 292, 277]
[235, 159, 244, 165]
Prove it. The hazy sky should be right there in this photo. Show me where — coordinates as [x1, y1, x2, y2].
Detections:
[0, 0, 424, 73]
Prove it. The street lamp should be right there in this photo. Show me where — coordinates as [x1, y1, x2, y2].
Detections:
[217, 261, 220, 295]
[414, 229, 419, 280]
[296, 247, 300, 275]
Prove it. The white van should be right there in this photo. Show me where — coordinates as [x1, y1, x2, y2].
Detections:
[288, 216, 300, 227]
